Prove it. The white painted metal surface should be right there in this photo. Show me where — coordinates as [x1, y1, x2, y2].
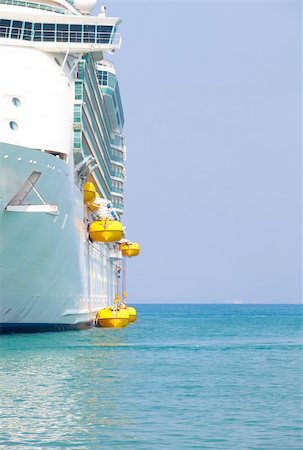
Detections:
[0, 143, 117, 325]
[0, 2, 124, 328]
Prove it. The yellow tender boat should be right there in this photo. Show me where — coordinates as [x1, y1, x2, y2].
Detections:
[83, 181, 96, 204]
[96, 308, 129, 328]
[120, 242, 140, 257]
[88, 192, 100, 213]
[89, 219, 123, 243]
[126, 306, 137, 322]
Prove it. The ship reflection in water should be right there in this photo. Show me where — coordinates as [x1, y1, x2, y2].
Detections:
[1, 327, 137, 447]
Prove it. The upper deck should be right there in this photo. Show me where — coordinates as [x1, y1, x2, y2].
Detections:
[0, 0, 121, 53]
[96, 61, 124, 133]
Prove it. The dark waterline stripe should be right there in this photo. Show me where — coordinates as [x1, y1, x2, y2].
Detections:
[0, 321, 93, 334]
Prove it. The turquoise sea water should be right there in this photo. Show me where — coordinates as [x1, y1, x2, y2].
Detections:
[0, 304, 302, 449]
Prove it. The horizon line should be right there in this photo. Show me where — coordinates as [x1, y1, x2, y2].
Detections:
[129, 302, 303, 305]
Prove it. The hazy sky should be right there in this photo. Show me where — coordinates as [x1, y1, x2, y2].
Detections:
[97, 0, 301, 303]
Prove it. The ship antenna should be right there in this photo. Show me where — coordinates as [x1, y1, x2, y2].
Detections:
[98, 5, 107, 17]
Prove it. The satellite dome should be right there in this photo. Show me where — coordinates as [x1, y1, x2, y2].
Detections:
[74, 0, 97, 14]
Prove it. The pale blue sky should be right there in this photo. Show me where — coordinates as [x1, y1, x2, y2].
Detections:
[98, 0, 302, 303]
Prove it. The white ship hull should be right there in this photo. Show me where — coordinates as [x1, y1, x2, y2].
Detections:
[0, 8, 127, 332]
[0, 142, 117, 332]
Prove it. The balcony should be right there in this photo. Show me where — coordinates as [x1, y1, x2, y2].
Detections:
[112, 201, 123, 212]
[111, 171, 124, 180]
[110, 153, 123, 164]
[111, 186, 123, 195]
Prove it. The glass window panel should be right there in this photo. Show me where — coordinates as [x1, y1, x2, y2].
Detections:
[12, 97, 21, 107]
[9, 121, 18, 130]
[43, 23, 55, 30]
[70, 24, 81, 31]
[83, 24, 95, 43]
[98, 26, 112, 32]
[0, 19, 10, 26]
[0, 19, 10, 38]
[97, 25, 112, 43]
[33, 23, 41, 41]
[11, 20, 22, 39]
[57, 24, 68, 30]
[84, 25, 94, 32]
[112, 94, 117, 108]
[23, 21, 32, 41]
[70, 24, 82, 41]
[57, 23, 68, 42]
[43, 23, 55, 41]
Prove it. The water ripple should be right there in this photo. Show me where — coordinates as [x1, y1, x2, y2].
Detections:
[0, 304, 302, 449]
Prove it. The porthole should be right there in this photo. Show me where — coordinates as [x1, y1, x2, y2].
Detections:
[9, 121, 18, 130]
[12, 97, 21, 107]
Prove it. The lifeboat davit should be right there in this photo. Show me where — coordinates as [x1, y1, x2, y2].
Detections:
[89, 219, 123, 242]
[88, 192, 100, 213]
[96, 308, 129, 328]
[120, 242, 140, 257]
[83, 182, 96, 204]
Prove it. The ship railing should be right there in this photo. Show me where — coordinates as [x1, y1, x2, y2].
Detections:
[0, 0, 75, 15]
[112, 201, 124, 210]
[82, 118, 124, 190]
[111, 187, 124, 194]
[81, 88, 124, 172]
[110, 153, 123, 164]
[110, 133, 124, 148]
[97, 59, 115, 70]
[0, 25, 121, 47]
[111, 171, 124, 180]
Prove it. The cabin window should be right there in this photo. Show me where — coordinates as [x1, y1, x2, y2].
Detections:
[57, 24, 68, 42]
[97, 25, 112, 43]
[33, 23, 41, 41]
[70, 24, 82, 43]
[83, 25, 95, 43]
[43, 23, 55, 42]
[12, 98, 21, 107]
[98, 71, 108, 86]
[11, 21, 22, 39]
[9, 121, 18, 130]
[23, 22, 32, 40]
[0, 19, 10, 38]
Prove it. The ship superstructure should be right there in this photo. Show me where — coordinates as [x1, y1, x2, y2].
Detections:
[0, 0, 128, 332]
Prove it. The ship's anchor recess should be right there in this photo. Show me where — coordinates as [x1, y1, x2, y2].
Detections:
[5, 171, 59, 215]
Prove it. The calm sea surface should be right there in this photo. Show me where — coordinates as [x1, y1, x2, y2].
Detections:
[0, 304, 302, 449]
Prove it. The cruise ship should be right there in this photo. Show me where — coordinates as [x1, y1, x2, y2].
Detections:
[0, 0, 130, 332]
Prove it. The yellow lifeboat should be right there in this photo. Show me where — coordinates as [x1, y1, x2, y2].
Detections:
[96, 307, 129, 328]
[119, 299, 137, 323]
[126, 306, 137, 322]
[88, 192, 100, 213]
[120, 242, 140, 257]
[83, 182, 96, 204]
[89, 219, 123, 242]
